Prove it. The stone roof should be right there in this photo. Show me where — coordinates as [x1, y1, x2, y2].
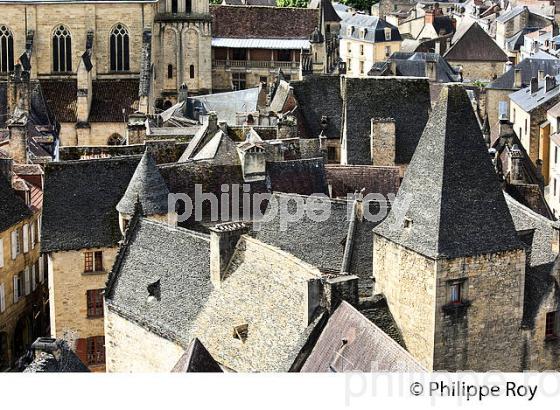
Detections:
[374, 85, 524, 259]
[172, 338, 223, 372]
[325, 164, 400, 199]
[340, 14, 402, 44]
[308, 0, 341, 22]
[89, 79, 140, 122]
[210, 5, 319, 39]
[509, 74, 560, 112]
[444, 21, 508, 62]
[487, 58, 560, 90]
[116, 151, 170, 216]
[342, 77, 431, 165]
[23, 339, 89, 373]
[266, 158, 328, 195]
[106, 218, 212, 345]
[291, 75, 342, 140]
[41, 156, 140, 253]
[379, 52, 461, 82]
[0, 173, 32, 232]
[191, 235, 324, 372]
[301, 301, 425, 372]
[39, 79, 77, 123]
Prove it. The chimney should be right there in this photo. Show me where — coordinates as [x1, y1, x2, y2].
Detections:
[207, 111, 218, 132]
[425, 9, 435, 25]
[370, 118, 396, 166]
[425, 59, 438, 81]
[209, 222, 250, 288]
[510, 144, 524, 183]
[545, 74, 557, 93]
[514, 69, 522, 88]
[530, 77, 539, 94]
[127, 111, 147, 144]
[7, 117, 28, 163]
[31, 338, 63, 361]
[538, 69, 545, 81]
[7, 65, 30, 115]
[178, 83, 189, 104]
[323, 275, 359, 312]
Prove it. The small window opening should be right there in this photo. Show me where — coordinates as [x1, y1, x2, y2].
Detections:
[233, 324, 248, 342]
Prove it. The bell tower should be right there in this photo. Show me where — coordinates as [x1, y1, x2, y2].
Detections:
[153, 0, 212, 106]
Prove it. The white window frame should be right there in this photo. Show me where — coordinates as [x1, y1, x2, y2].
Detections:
[23, 223, 29, 253]
[31, 222, 35, 249]
[24, 267, 30, 295]
[0, 238, 4, 268]
[384, 27, 391, 41]
[0, 283, 5, 313]
[11, 230, 17, 260]
[13, 274, 19, 303]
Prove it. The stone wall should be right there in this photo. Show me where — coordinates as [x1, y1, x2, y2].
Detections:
[448, 60, 505, 83]
[105, 309, 185, 372]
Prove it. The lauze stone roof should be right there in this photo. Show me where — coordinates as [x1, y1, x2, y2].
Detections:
[0, 174, 32, 232]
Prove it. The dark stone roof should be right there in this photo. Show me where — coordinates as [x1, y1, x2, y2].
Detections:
[432, 15, 456, 36]
[308, 0, 341, 22]
[487, 58, 560, 90]
[42, 156, 140, 253]
[301, 301, 424, 372]
[374, 85, 524, 259]
[291, 75, 342, 139]
[444, 21, 508, 62]
[0, 174, 32, 232]
[325, 164, 400, 199]
[106, 218, 212, 345]
[380, 52, 461, 82]
[89, 79, 140, 122]
[210, 5, 319, 39]
[340, 14, 402, 43]
[39, 80, 77, 123]
[342, 77, 431, 165]
[23, 339, 89, 373]
[172, 338, 223, 372]
[266, 158, 327, 195]
[116, 151, 170, 216]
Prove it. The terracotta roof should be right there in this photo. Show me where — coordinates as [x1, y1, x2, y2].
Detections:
[89, 79, 140, 123]
[210, 5, 319, 39]
[39, 80, 77, 123]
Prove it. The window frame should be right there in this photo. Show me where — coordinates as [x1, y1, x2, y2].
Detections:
[0, 25, 14, 73]
[84, 251, 104, 273]
[52, 25, 72, 73]
[86, 289, 104, 318]
[86, 336, 105, 365]
[109, 23, 130, 72]
[545, 311, 559, 339]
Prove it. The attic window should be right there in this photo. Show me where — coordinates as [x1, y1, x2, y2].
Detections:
[233, 324, 248, 343]
[384, 27, 392, 41]
[404, 217, 413, 229]
[347, 26, 354, 37]
[147, 279, 161, 302]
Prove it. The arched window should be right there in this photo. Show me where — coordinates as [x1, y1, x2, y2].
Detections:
[107, 133, 125, 145]
[52, 25, 72, 72]
[186, 0, 192, 13]
[171, 0, 178, 13]
[189, 64, 195, 79]
[110, 24, 130, 72]
[167, 64, 173, 79]
[0, 26, 14, 73]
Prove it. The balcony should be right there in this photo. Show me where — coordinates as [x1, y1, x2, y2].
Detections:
[212, 59, 300, 71]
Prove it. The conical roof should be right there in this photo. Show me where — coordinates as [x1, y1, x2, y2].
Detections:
[374, 85, 523, 259]
[116, 151, 170, 216]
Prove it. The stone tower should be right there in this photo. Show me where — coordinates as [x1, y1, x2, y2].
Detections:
[373, 85, 527, 371]
[153, 0, 212, 105]
[117, 150, 175, 233]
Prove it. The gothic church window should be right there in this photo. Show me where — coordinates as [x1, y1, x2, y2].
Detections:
[110, 24, 130, 72]
[167, 64, 173, 79]
[186, 0, 192, 13]
[171, 0, 178, 13]
[0, 25, 14, 73]
[52, 25, 72, 72]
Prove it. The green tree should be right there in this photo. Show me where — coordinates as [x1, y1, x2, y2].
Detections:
[210, 0, 221, 4]
[276, 0, 309, 7]
[338, 0, 379, 12]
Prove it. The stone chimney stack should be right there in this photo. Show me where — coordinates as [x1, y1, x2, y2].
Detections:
[370, 118, 396, 166]
[538, 69, 545, 81]
[545, 74, 557, 93]
[207, 111, 218, 133]
[530, 77, 539, 93]
[425, 59, 437, 81]
[7, 116, 28, 164]
[31, 338, 63, 361]
[323, 275, 359, 312]
[209, 222, 250, 288]
[510, 144, 524, 183]
[7, 64, 30, 116]
[127, 111, 147, 144]
[513, 68, 522, 88]
[178, 83, 189, 104]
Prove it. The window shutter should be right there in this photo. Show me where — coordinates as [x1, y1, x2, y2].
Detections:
[11, 231, 17, 260]
[31, 265, 36, 292]
[24, 267, 30, 295]
[0, 238, 4, 268]
[0, 283, 5, 313]
[39, 256, 44, 283]
[23, 224, 29, 253]
[13, 275, 19, 303]
[75, 338, 88, 366]
[31, 222, 35, 249]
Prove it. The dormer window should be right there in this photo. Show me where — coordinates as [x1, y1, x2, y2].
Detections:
[347, 26, 354, 37]
[360, 28, 367, 39]
[404, 217, 413, 229]
[384, 27, 392, 41]
[147, 279, 161, 302]
[233, 324, 249, 342]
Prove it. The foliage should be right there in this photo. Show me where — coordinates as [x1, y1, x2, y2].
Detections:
[210, 0, 222, 4]
[276, 0, 309, 7]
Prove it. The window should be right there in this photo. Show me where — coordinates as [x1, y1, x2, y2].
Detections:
[110, 24, 129, 72]
[525, 119, 528, 134]
[84, 251, 103, 273]
[277, 50, 291, 62]
[87, 289, 104, 318]
[233, 324, 249, 342]
[360, 61, 364, 75]
[0, 283, 5, 313]
[327, 146, 337, 162]
[555, 146, 558, 164]
[385, 46, 391, 57]
[31, 222, 35, 249]
[86, 336, 105, 365]
[448, 281, 464, 304]
[545, 311, 558, 338]
[186, 0, 192, 13]
[52, 25, 72, 72]
[231, 48, 247, 61]
[555, 178, 557, 197]
[384, 27, 392, 41]
[0, 25, 14, 73]
[171, 0, 178, 13]
[189, 64, 195, 79]
[0, 238, 3, 268]
[232, 72, 246, 90]
[167, 64, 173, 79]
[11, 229, 20, 260]
[22, 224, 28, 254]
[360, 44, 364, 55]
[24, 267, 30, 295]
[347, 59, 352, 72]
[13, 273, 23, 303]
